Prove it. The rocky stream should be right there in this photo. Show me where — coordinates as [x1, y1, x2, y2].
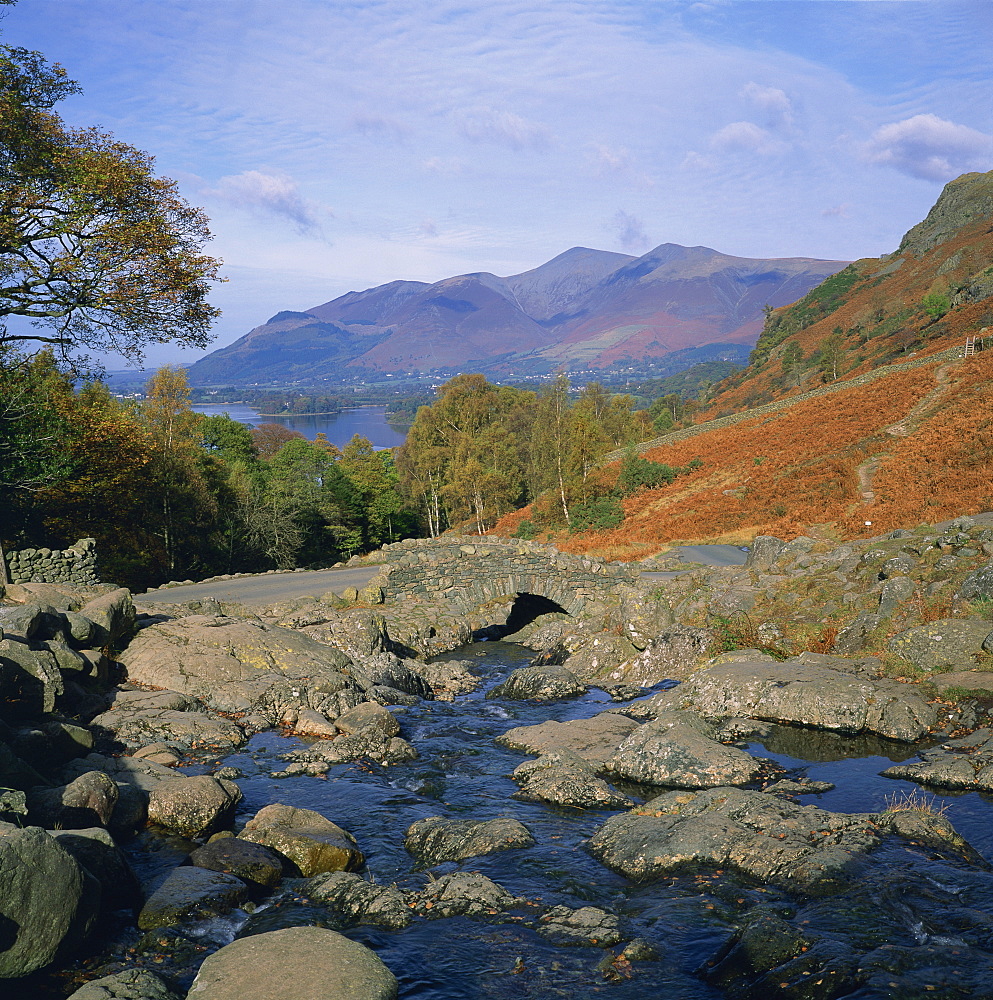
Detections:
[4, 517, 993, 1000]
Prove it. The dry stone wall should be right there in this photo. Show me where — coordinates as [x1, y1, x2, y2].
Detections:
[3, 538, 100, 586]
[372, 536, 641, 615]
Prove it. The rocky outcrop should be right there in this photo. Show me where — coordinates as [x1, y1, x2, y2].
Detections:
[640, 655, 936, 740]
[888, 618, 993, 672]
[588, 787, 885, 893]
[117, 616, 358, 716]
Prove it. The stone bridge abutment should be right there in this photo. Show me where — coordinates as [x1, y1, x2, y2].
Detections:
[371, 536, 642, 617]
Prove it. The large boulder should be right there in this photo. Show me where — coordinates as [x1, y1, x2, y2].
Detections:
[609, 625, 714, 685]
[411, 871, 519, 920]
[186, 926, 398, 1000]
[607, 711, 772, 789]
[0, 823, 95, 978]
[137, 865, 248, 931]
[188, 838, 286, 892]
[117, 616, 358, 716]
[487, 664, 586, 702]
[50, 827, 143, 914]
[305, 871, 412, 929]
[888, 618, 993, 672]
[588, 787, 884, 894]
[512, 750, 632, 809]
[496, 713, 640, 766]
[239, 804, 364, 877]
[0, 636, 63, 715]
[65, 969, 183, 1000]
[147, 775, 242, 838]
[404, 815, 534, 867]
[960, 558, 993, 600]
[644, 656, 936, 740]
[80, 588, 136, 648]
[27, 770, 119, 829]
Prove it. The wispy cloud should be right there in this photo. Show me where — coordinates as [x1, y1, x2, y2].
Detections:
[454, 106, 553, 151]
[709, 121, 789, 157]
[610, 210, 650, 253]
[205, 170, 330, 237]
[863, 113, 993, 181]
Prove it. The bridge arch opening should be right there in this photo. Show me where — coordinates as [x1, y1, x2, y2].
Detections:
[472, 592, 569, 641]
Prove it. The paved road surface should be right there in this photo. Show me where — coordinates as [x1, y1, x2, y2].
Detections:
[133, 565, 384, 607]
[133, 543, 747, 607]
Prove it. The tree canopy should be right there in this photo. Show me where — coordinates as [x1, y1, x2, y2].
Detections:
[0, 44, 222, 367]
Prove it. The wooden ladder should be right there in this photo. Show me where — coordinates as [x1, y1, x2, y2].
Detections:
[965, 336, 977, 356]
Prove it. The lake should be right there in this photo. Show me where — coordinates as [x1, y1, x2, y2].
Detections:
[191, 403, 408, 450]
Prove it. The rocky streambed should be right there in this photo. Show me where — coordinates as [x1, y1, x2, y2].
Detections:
[4, 516, 993, 999]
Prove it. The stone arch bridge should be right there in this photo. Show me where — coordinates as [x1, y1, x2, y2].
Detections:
[371, 536, 643, 618]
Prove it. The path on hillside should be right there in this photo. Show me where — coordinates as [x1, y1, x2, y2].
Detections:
[855, 358, 959, 506]
[606, 345, 964, 463]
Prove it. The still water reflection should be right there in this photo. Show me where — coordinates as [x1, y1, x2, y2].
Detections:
[191, 403, 407, 450]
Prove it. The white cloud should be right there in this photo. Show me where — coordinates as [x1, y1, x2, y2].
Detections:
[610, 210, 650, 253]
[454, 106, 553, 151]
[863, 113, 993, 181]
[709, 121, 788, 156]
[206, 170, 329, 237]
[740, 81, 794, 130]
[422, 156, 465, 176]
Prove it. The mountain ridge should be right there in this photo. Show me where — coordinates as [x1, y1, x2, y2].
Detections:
[187, 243, 848, 384]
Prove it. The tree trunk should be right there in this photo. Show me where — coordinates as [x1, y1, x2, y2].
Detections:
[0, 538, 9, 586]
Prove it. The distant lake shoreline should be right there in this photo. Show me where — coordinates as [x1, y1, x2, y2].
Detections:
[191, 403, 408, 450]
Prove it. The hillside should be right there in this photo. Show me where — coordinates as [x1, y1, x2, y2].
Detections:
[186, 245, 847, 385]
[493, 171, 993, 556]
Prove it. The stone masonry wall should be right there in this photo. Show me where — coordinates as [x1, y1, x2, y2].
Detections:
[3, 537, 100, 586]
[372, 535, 641, 615]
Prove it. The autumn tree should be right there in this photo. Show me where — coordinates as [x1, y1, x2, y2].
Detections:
[0, 45, 222, 367]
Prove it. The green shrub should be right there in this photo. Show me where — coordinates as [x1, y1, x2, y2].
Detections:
[568, 496, 625, 533]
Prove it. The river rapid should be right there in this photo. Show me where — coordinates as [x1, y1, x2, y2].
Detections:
[35, 638, 993, 1000]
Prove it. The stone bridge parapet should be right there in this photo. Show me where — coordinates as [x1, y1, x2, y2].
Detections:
[369, 535, 642, 616]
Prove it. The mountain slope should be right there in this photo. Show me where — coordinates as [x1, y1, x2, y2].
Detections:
[492, 170, 993, 554]
[186, 244, 847, 385]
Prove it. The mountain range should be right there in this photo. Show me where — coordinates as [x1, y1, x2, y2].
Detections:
[186, 244, 849, 385]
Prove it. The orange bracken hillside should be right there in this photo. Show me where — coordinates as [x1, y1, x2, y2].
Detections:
[492, 171, 993, 558]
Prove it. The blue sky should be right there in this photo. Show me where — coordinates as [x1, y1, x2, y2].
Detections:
[4, 0, 991, 367]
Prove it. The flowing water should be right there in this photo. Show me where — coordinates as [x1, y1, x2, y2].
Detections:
[28, 641, 993, 999]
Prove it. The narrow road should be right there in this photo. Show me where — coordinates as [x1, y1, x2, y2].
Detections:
[134, 544, 747, 607]
[134, 565, 384, 607]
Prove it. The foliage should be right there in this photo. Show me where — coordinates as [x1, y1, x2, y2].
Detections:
[0, 45, 222, 367]
[921, 291, 950, 320]
[568, 496, 625, 534]
[396, 373, 648, 535]
[750, 265, 862, 366]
